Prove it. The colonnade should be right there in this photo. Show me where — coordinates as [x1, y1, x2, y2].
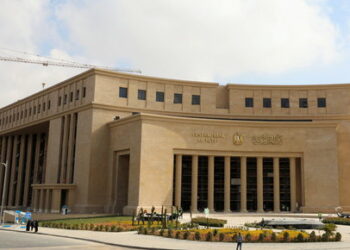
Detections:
[174, 155, 298, 213]
[0, 133, 47, 209]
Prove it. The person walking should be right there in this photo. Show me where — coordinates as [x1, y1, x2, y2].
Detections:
[33, 220, 39, 233]
[26, 220, 31, 231]
[236, 232, 243, 250]
[30, 220, 34, 231]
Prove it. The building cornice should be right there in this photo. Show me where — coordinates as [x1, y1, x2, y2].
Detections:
[227, 83, 350, 90]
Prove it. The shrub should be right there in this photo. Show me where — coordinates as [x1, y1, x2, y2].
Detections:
[191, 217, 227, 227]
[213, 229, 218, 237]
[335, 232, 342, 242]
[151, 227, 156, 234]
[322, 217, 350, 226]
[245, 233, 251, 242]
[206, 231, 213, 241]
[183, 231, 190, 240]
[310, 231, 316, 242]
[283, 231, 289, 242]
[110, 225, 116, 232]
[232, 233, 237, 241]
[143, 227, 148, 235]
[89, 224, 94, 230]
[167, 229, 173, 238]
[159, 229, 164, 236]
[194, 231, 201, 240]
[138, 226, 144, 234]
[296, 233, 304, 242]
[323, 223, 337, 234]
[271, 232, 277, 242]
[175, 231, 180, 239]
[258, 233, 265, 242]
[321, 232, 330, 242]
[117, 226, 123, 232]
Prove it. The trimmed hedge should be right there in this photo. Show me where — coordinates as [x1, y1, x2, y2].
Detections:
[323, 217, 350, 226]
[191, 217, 227, 227]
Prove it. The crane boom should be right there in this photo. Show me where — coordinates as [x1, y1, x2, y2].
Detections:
[0, 55, 142, 74]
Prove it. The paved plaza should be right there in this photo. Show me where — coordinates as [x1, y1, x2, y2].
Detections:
[1, 213, 350, 249]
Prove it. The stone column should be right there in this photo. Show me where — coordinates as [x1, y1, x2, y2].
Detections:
[15, 135, 26, 206]
[273, 157, 280, 212]
[39, 189, 45, 213]
[0, 137, 7, 200]
[32, 189, 38, 212]
[224, 156, 231, 212]
[33, 134, 41, 184]
[60, 115, 70, 183]
[175, 154, 182, 208]
[8, 135, 19, 206]
[4, 136, 13, 206]
[51, 189, 61, 213]
[257, 157, 264, 212]
[240, 157, 247, 212]
[23, 134, 33, 207]
[66, 114, 76, 183]
[191, 155, 198, 213]
[290, 157, 297, 212]
[208, 156, 214, 212]
[45, 189, 51, 213]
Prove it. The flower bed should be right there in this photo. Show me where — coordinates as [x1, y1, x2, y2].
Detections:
[138, 227, 341, 243]
[323, 217, 350, 226]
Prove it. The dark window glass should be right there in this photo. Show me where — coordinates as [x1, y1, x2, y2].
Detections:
[58, 97, 62, 106]
[299, 98, 308, 108]
[138, 89, 146, 100]
[156, 91, 164, 102]
[82, 87, 86, 98]
[76, 90, 80, 100]
[64, 94, 67, 104]
[48, 100, 51, 109]
[174, 93, 183, 104]
[317, 97, 326, 108]
[38, 104, 41, 113]
[263, 98, 271, 108]
[33, 106, 36, 115]
[24, 110, 27, 118]
[119, 87, 128, 98]
[70, 92, 73, 102]
[281, 98, 290, 108]
[192, 95, 200, 105]
[20, 111, 23, 119]
[245, 97, 254, 107]
[29, 108, 32, 116]
[43, 102, 46, 111]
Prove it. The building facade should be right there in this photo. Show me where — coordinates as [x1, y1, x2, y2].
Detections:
[0, 68, 349, 215]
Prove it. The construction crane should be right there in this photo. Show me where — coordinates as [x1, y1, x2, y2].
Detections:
[0, 48, 142, 74]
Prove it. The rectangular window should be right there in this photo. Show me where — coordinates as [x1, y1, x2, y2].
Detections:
[70, 92, 73, 102]
[192, 95, 200, 105]
[317, 97, 326, 108]
[263, 98, 271, 108]
[156, 91, 164, 102]
[29, 108, 32, 116]
[119, 87, 128, 98]
[299, 98, 308, 108]
[82, 87, 86, 98]
[58, 97, 62, 106]
[33, 106, 36, 115]
[48, 100, 51, 110]
[245, 97, 254, 107]
[281, 98, 290, 108]
[24, 110, 27, 118]
[38, 104, 41, 113]
[174, 93, 183, 104]
[43, 102, 46, 111]
[75, 90, 80, 100]
[138, 89, 146, 100]
[64, 94, 67, 104]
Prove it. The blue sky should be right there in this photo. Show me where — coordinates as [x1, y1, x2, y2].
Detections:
[1, 0, 350, 106]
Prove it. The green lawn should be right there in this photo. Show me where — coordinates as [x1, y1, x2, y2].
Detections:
[41, 216, 132, 225]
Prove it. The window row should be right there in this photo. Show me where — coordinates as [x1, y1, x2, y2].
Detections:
[58, 87, 86, 106]
[244, 97, 326, 108]
[0, 100, 52, 126]
[119, 87, 201, 105]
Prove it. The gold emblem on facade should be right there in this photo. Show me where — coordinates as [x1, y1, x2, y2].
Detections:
[233, 133, 243, 145]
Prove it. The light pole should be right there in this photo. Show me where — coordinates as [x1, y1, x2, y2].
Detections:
[0, 162, 8, 225]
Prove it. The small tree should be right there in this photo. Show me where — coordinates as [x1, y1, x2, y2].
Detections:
[206, 231, 213, 241]
[271, 232, 277, 242]
[310, 231, 316, 242]
[183, 231, 190, 240]
[296, 233, 304, 242]
[194, 231, 201, 240]
[283, 231, 289, 242]
[219, 232, 225, 241]
[335, 232, 342, 242]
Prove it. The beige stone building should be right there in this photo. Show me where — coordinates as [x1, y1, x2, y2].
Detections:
[0, 68, 349, 215]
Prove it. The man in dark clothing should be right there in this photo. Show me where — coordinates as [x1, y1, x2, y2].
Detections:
[30, 220, 34, 231]
[236, 232, 243, 250]
[33, 220, 38, 233]
[26, 220, 31, 231]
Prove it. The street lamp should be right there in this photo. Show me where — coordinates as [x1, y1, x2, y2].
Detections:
[0, 162, 8, 225]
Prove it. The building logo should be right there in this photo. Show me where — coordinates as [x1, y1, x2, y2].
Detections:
[233, 133, 243, 145]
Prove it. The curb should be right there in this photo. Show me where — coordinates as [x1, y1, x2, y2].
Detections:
[0, 227, 179, 250]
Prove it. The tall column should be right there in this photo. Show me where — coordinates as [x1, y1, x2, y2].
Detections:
[3, 136, 13, 206]
[45, 189, 51, 213]
[66, 114, 75, 183]
[191, 155, 198, 213]
[240, 157, 247, 212]
[0, 137, 7, 201]
[39, 189, 45, 212]
[208, 156, 214, 212]
[15, 135, 26, 206]
[290, 157, 297, 212]
[60, 115, 70, 183]
[8, 135, 19, 206]
[273, 157, 280, 212]
[175, 155, 182, 208]
[33, 134, 41, 184]
[23, 134, 33, 207]
[51, 189, 61, 213]
[224, 156, 231, 212]
[257, 157, 264, 212]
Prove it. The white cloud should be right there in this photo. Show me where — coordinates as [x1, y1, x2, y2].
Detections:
[56, 0, 341, 81]
[0, 0, 343, 107]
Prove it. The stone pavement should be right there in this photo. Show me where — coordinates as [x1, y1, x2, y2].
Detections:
[1, 213, 350, 250]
